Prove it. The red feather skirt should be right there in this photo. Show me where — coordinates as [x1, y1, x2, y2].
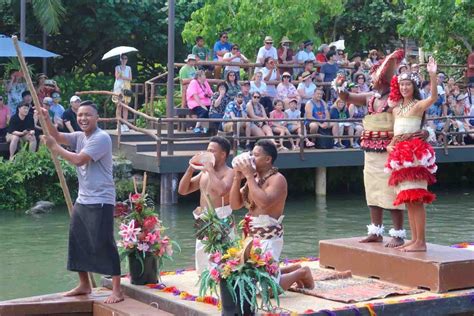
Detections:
[385, 138, 437, 206]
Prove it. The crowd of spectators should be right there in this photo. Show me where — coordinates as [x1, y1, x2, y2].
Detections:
[1, 72, 83, 160]
[182, 34, 474, 150]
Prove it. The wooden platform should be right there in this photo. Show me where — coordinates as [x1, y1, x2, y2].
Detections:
[0, 288, 173, 316]
[100, 261, 474, 316]
[319, 237, 474, 293]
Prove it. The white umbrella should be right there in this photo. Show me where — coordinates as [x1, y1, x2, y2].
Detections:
[101, 46, 138, 60]
[329, 40, 345, 51]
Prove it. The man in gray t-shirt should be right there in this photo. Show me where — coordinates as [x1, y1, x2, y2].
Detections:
[41, 101, 123, 304]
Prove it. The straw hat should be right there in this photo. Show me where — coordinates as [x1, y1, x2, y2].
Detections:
[264, 36, 273, 43]
[280, 36, 292, 44]
[301, 71, 311, 80]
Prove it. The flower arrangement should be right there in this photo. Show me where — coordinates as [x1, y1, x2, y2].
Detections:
[115, 174, 179, 280]
[199, 237, 282, 314]
[194, 195, 235, 254]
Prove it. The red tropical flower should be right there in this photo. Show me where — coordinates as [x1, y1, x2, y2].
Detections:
[143, 216, 158, 231]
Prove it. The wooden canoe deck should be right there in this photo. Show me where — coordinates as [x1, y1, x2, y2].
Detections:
[107, 129, 474, 174]
[99, 260, 474, 316]
[0, 288, 173, 316]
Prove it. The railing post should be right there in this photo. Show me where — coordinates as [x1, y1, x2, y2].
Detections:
[116, 102, 122, 149]
[144, 82, 148, 114]
[150, 83, 155, 117]
[156, 118, 162, 169]
[232, 120, 238, 155]
[299, 119, 305, 160]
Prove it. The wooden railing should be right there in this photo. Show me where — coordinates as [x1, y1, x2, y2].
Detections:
[98, 99, 474, 169]
[142, 60, 470, 115]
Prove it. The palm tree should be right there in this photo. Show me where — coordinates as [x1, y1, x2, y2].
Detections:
[31, 0, 66, 34]
[20, 0, 66, 37]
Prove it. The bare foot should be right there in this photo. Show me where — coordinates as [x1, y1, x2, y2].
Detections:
[396, 239, 415, 250]
[63, 285, 92, 297]
[401, 241, 427, 252]
[359, 234, 383, 243]
[301, 267, 315, 289]
[385, 237, 404, 248]
[104, 291, 124, 304]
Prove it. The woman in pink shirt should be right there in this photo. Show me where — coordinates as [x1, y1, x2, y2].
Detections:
[186, 70, 213, 133]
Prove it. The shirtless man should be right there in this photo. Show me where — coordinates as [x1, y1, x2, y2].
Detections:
[178, 136, 234, 274]
[230, 139, 314, 290]
[338, 49, 407, 247]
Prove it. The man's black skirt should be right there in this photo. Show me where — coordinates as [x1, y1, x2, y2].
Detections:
[67, 203, 121, 276]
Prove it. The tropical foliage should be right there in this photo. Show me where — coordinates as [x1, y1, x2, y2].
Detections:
[0, 145, 77, 211]
[399, 0, 473, 63]
[182, 0, 344, 59]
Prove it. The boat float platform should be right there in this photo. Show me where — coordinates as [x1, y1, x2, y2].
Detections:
[2, 238, 474, 315]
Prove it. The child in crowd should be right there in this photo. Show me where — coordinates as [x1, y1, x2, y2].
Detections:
[285, 98, 303, 149]
[269, 99, 293, 150]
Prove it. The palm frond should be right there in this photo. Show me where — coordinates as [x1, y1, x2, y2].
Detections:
[31, 0, 66, 34]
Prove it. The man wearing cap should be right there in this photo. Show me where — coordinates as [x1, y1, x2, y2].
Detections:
[241, 81, 252, 105]
[222, 92, 252, 151]
[63, 96, 82, 133]
[278, 36, 295, 75]
[179, 54, 197, 107]
[256, 36, 278, 72]
[51, 92, 66, 130]
[41, 101, 123, 304]
[6, 102, 36, 160]
[296, 40, 316, 65]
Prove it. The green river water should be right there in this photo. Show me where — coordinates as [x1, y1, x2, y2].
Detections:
[1, 190, 473, 301]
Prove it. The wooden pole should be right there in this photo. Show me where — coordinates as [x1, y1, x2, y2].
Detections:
[12, 36, 97, 288]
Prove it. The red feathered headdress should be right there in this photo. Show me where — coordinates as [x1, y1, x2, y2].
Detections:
[371, 49, 405, 89]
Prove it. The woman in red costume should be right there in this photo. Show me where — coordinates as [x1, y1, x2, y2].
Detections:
[385, 56, 438, 252]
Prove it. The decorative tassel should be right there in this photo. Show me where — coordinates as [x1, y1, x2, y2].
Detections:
[389, 167, 437, 186]
[389, 228, 407, 239]
[394, 189, 436, 206]
[367, 223, 385, 236]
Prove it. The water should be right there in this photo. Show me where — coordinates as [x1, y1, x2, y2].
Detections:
[1, 190, 473, 301]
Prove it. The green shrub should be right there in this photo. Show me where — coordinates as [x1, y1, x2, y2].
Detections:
[0, 145, 78, 212]
[136, 99, 167, 128]
[53, 72, 115, 115]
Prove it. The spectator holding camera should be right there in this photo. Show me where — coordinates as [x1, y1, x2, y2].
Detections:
[278, 37, 295, 75]
[186, 70, 213, 134]
[5, 69, 26, 115]
[35, 73, 60, 104]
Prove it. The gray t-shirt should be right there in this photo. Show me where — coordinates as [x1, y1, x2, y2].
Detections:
[63, 128, 115, 205]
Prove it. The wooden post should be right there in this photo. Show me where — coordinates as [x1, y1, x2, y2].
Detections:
[160, 173, 178, 205]
[12, 36, 97, 287]
[315, 167, 327, 196]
